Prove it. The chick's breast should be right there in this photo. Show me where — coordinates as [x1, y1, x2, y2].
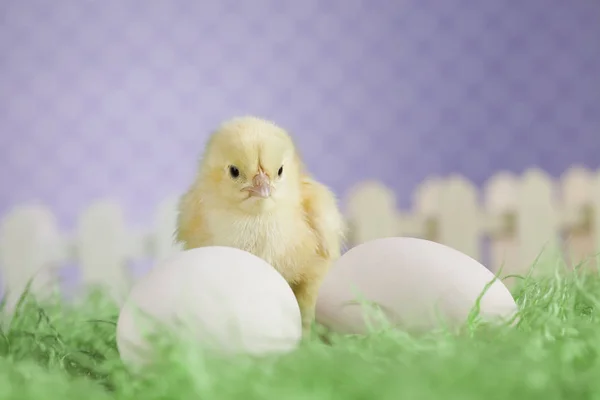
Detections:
[203, 206, 320, 285]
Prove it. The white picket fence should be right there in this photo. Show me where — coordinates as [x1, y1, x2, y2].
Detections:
[0, 197, 183, 317]
[348, 166, 600, 285]
[1, 166, 599, 317]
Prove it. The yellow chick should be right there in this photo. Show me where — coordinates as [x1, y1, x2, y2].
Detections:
[175, 116, 345, 336]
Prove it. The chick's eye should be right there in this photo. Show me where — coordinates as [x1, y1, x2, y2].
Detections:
[229, 165, 239, 178]
[278, 166, 283, 177]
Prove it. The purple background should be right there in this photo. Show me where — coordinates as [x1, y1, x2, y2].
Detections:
[1, 0, 599, 230]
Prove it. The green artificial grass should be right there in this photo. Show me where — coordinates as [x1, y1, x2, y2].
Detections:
[1, 264, 600, 400]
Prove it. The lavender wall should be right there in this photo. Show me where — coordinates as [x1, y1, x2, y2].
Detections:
[1, 0, 599, 229]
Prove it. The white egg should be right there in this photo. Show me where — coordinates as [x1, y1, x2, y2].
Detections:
[316, 237, 518, 335]
[116, 246, 302, 368]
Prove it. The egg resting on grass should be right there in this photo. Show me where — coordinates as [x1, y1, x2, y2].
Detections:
[316, 237, 518, 335]
[116, 246, 302, 369]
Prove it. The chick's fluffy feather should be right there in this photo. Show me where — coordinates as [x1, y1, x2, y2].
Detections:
[175, 116, 345, 334]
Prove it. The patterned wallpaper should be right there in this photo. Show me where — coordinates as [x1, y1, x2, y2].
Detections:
[1, 0, 599, 229]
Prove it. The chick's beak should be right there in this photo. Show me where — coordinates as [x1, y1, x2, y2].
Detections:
[244, 171, 271, 198]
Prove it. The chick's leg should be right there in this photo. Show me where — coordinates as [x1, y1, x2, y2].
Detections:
[293, 265, 334, 337]
[291, 279, 320, 337]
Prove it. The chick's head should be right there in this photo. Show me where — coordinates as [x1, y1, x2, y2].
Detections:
[198, 116, 303, 214]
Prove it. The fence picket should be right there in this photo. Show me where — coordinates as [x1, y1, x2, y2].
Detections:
[436, 175, 481, 260]
[560, 166, 596, 271]
[0, 204, 62, 327]
[345, 181, 397, 245]
[516, 169, 563, 277]
[483, 172, 520, 286]
[593, 171, 600, 267]
[76, 200, 131, 304]
[412, 177, 443, 242]
[152, 196, 182, 262]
